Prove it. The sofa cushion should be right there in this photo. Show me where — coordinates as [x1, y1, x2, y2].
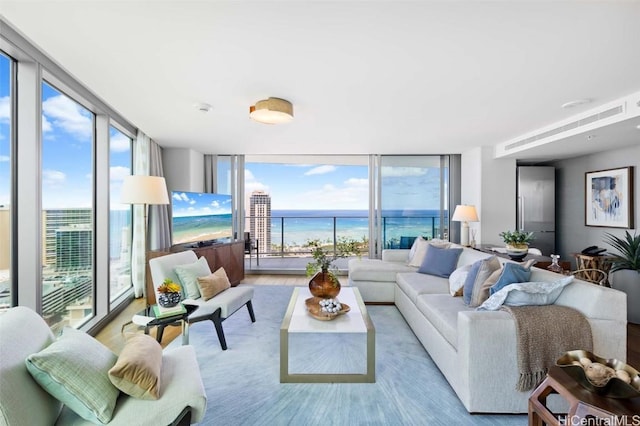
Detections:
[462, 256, 501, 307]
[108, 333, 163, 400]
[416, 294, 474, 349]
[348, 258, 415, 282]
[449, 264, 472, 296]
[396, 272, 450, 304]
[174, 256, 211, 299]
[418, 246, 463, 277]
[25, 327, 120, 424]
[197, 267, 231, 301]
[490, 261, 535, 295]
[478, 276, 575, 311]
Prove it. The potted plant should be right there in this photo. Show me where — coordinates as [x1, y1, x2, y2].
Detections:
[499, 230, 536, 261]
[157, 278, 182, 308]
[603, 231, 640, 324]
[305, 237, 360, 298]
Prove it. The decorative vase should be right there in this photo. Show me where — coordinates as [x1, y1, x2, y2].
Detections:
[505, 243, 529, 261]
[157, 292, 181, 308]
[309, 270, 341, 299]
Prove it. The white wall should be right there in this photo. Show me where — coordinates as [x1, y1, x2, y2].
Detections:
[461, 146, 517, 246]
[162, 148, 205, 193]
[550, 144, 639, 266]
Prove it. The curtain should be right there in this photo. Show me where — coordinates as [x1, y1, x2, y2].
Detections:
[149, 140, 171, 250]
[204, 154, 217, 193]
[130, 130, 150, 298]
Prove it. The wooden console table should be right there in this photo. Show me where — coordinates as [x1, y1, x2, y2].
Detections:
[529, 366, 640, 426]
[146, 240, 245, 305]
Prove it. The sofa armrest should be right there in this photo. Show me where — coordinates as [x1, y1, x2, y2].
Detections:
[382, 249, 410, 263]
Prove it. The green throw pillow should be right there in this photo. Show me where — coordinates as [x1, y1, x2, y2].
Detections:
[25, 327, 120, 424]
[174, 256, 212, 299]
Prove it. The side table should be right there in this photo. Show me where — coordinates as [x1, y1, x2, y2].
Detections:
[123, 304, 198, 345]
[528, 366, 640, 426]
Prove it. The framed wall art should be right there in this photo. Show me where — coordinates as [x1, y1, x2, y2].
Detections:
[585, 166, 634, 228]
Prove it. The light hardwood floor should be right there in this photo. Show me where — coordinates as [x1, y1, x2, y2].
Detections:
[95, 275, 308, 352]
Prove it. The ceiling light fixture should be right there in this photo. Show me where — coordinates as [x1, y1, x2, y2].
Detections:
[194, 103, 212, 113]
[249, 97, 293, 124]
[561, 99, 592, 109]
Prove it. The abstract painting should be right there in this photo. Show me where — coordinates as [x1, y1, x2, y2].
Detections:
[585, 166, 634, 228]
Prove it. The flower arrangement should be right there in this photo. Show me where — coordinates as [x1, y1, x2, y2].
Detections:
[157, 278, 181, 294]
[157, 278, 182, 308]
[305, 237, 361, 282]
[499, 230, 535, 248]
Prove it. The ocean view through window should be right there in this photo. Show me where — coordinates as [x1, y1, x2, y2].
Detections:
[0, 52, 12, 310]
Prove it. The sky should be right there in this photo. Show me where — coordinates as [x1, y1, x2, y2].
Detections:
[245, 161, 443, 211]
[0, 60, 132, 209]
[171, 191, 232, 217]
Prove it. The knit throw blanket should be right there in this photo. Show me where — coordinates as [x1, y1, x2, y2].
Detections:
[502, 305, 593, 392]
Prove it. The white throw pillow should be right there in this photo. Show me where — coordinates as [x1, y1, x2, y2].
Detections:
[408, 238, 452, 268]
[449, 264, 472, 296]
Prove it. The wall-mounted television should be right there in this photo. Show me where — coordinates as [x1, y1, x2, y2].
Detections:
[171, 191, 233, 246]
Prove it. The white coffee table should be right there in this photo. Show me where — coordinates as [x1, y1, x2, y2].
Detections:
[280, 286, 375, 383]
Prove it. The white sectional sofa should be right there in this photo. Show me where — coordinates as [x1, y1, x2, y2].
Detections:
[348, 246, 627, 413]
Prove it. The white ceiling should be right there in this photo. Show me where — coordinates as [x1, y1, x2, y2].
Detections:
[2, 1, 640, 159]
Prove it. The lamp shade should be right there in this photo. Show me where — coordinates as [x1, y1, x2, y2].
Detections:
[249, 97, 293, 124]
[120, 175, 169, 205]
[451, 205, 479, 222]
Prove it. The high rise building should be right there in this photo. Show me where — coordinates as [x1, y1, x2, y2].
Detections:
[249, 190, 271, 254]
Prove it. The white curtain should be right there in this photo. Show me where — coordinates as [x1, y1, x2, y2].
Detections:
[149, 140, 171, 249]
[131, 130, 150, 298]
[204, 154, 217, 193]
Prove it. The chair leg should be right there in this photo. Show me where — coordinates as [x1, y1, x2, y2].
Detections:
[156, 325, 166, 343]
[210, 309, 227, 350]
[246, 300, 256, 323]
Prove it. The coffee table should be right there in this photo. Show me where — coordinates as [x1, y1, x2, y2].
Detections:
[280, 286, 375, 383]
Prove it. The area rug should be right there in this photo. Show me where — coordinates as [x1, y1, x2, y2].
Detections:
[169, 285, 525, 425]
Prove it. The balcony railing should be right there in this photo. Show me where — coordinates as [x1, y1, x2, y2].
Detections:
[244, 214, 448, 259]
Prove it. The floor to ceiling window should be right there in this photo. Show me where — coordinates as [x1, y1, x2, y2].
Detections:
[109, 126, 132, 303]
[379, 156, 450, 249]
[0, 52, 13, 311]
[41, 81, 95, 333]
[244, 155, 369, 257]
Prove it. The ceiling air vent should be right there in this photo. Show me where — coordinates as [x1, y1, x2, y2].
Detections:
[505, 105, 625, 151]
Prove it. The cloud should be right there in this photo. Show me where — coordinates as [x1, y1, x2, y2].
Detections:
[0, 96, 9, 123]
[43, 169, 66, 187]
[245, 169, 270, 194]
[110, 132, 131, 152]
[42, 115, 53, 134]
[42, 94, 93, 139]
[211, 201, 220, 208]
[381, 167, 427, 177]
[282, 176, 368, 210]
[173, 192, 191, 203]
[0, 155, 9, 162]
[110, 166, 130, 181]
[304, 165, 336, 176]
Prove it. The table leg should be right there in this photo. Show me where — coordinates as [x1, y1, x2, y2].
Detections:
[182, 318, 189, 345]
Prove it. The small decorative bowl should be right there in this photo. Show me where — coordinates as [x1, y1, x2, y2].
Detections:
[305, 297, 350, 321]
[556, 350, 640, 398]
[158, 292, 181, 308]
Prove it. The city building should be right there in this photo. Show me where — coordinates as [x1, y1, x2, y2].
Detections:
[249, 190, 271, 254]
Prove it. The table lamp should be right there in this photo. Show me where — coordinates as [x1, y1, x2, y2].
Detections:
[452, 204, 479, 247]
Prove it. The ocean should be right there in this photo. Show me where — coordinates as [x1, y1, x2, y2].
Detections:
[268, 209, 448, 248]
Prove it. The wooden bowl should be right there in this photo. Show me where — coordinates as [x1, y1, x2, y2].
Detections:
[556, 350, 640, 398]
[305, 297, 350, 321]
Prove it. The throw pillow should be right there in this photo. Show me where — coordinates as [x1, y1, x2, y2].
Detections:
[449, 264, 472, 296]
[174, 256, 212, 299]
[474, 260, 535, 306]
[417, 246, 463, 278]
[462, 256, 501, 306]
[108, 333, 163, 400]
[25, 327, 119, 424]
[490, 261, 533, 295]
[197, 267, 232, 301]
[477, 276, 574, 311]
[408, 237, 429, 267]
